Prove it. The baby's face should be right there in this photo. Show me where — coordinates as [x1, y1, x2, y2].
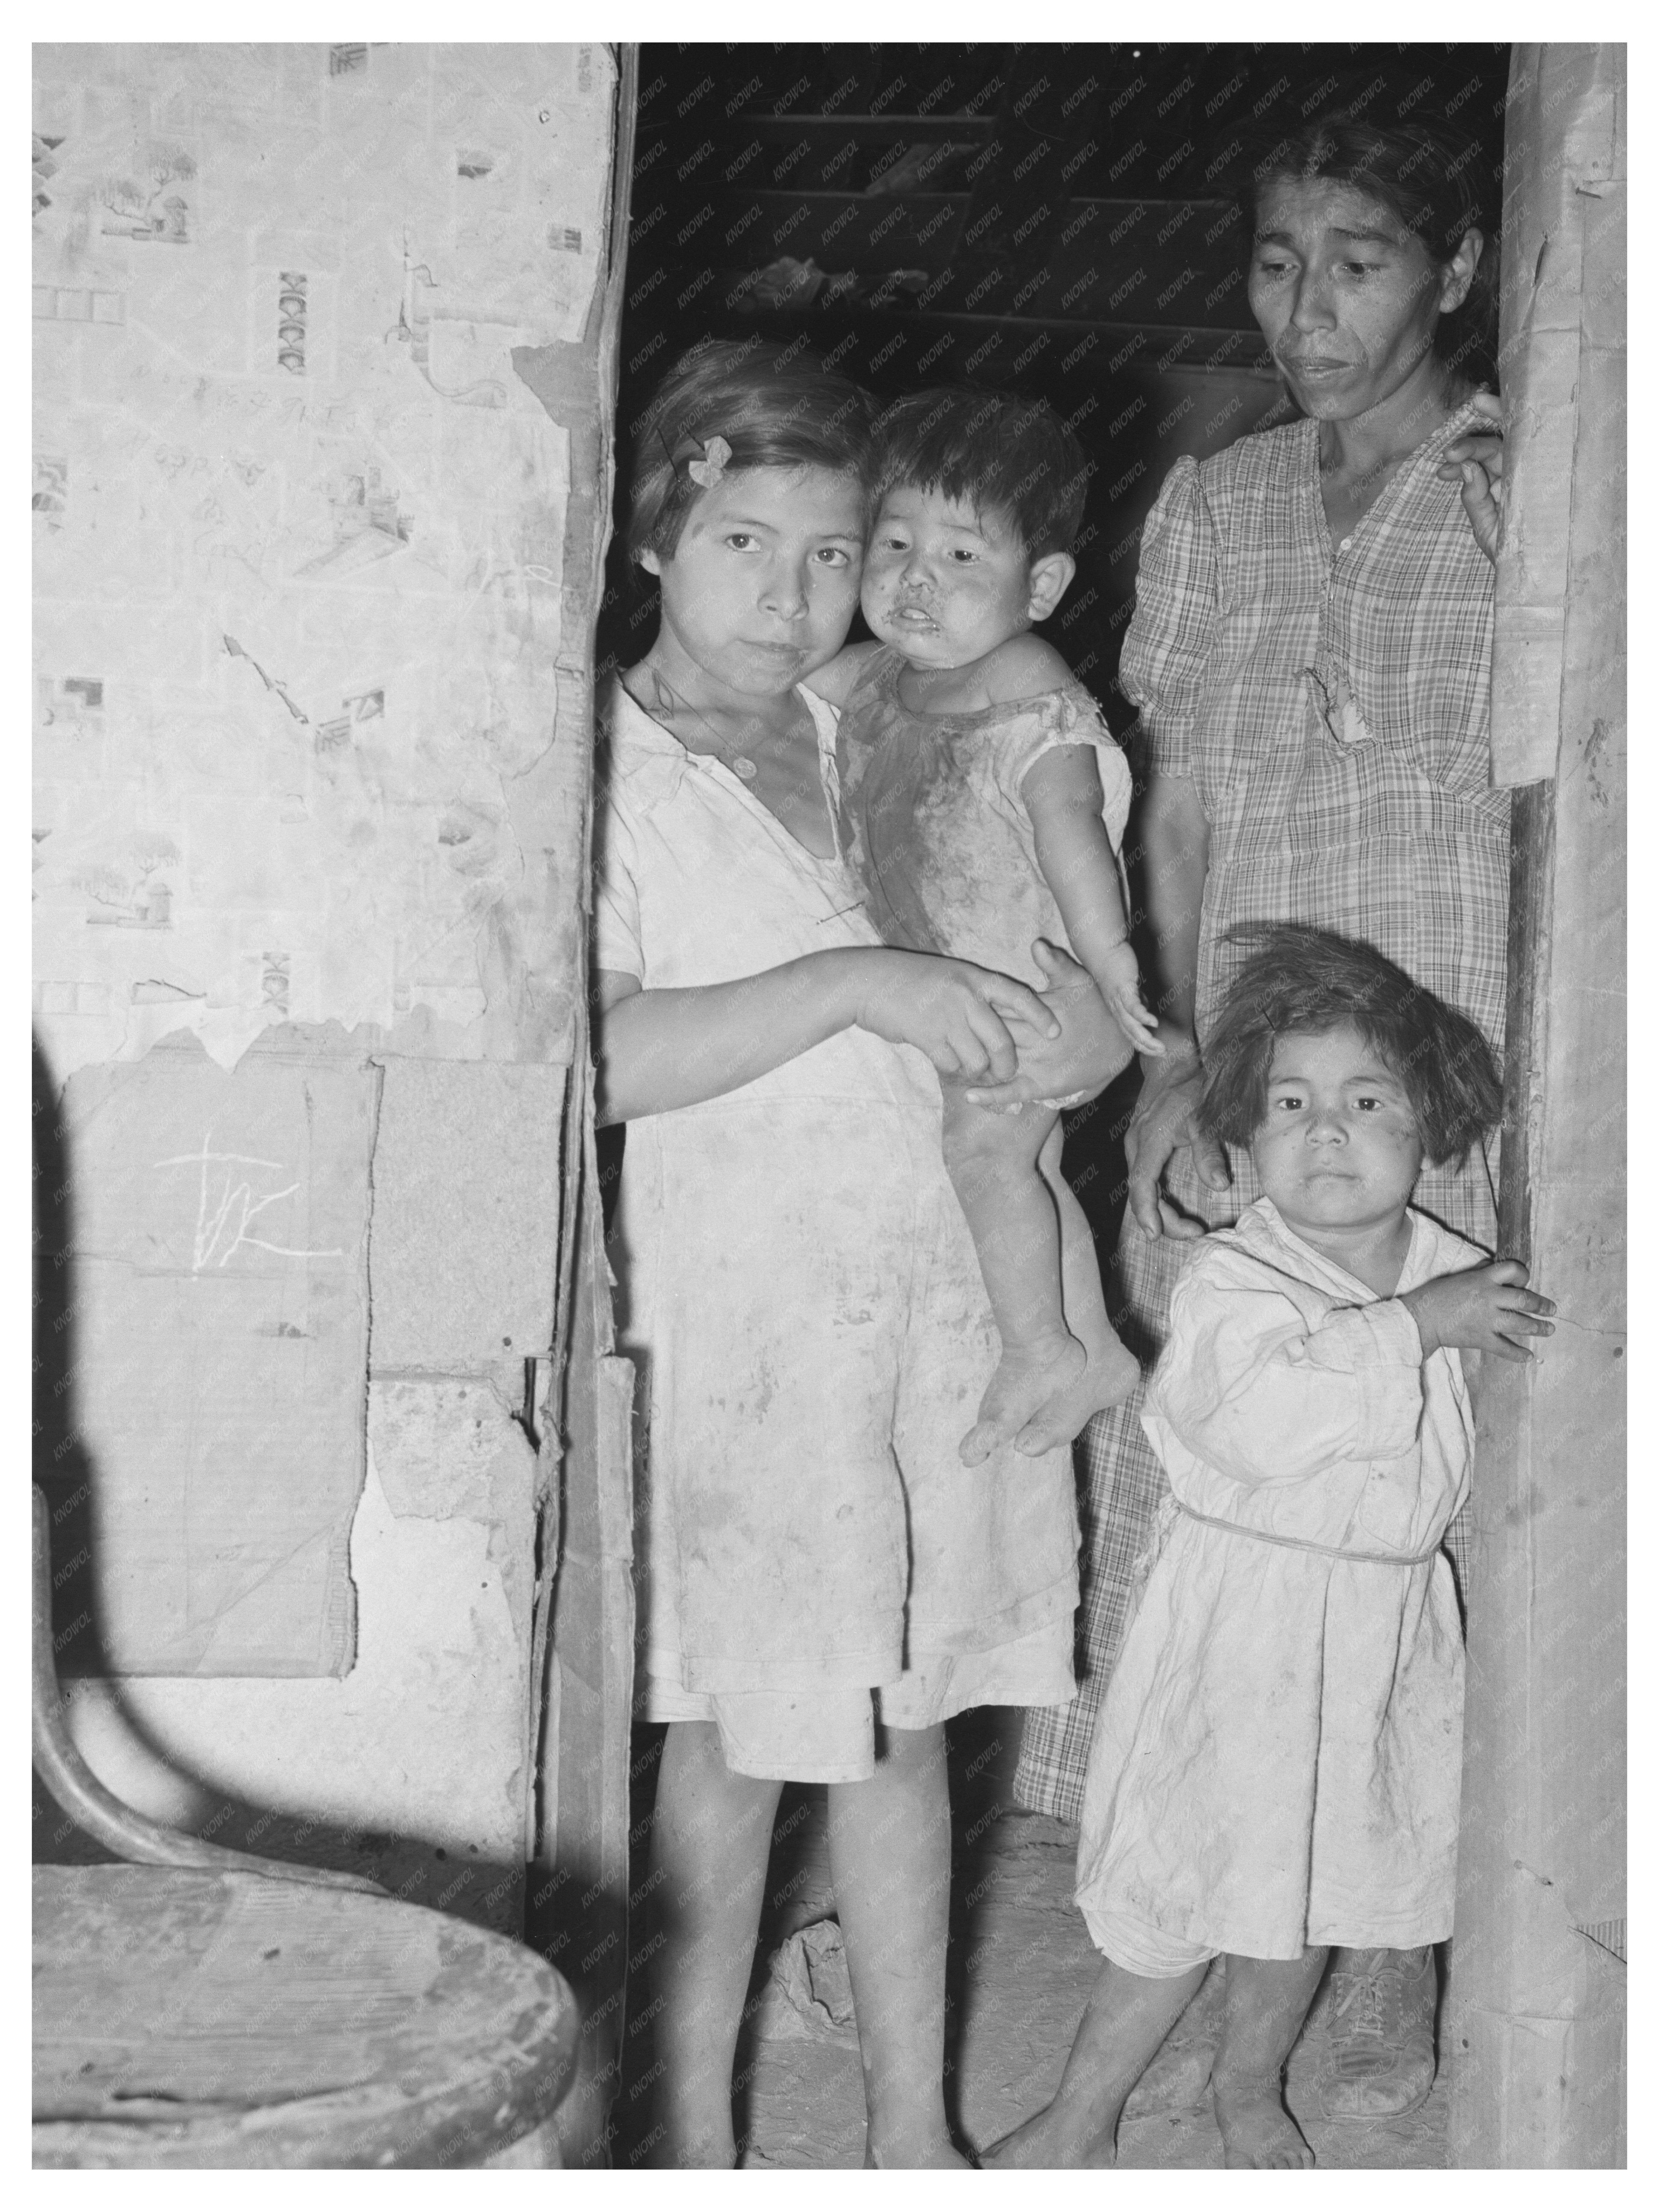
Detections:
[861, 484, 1039, 672]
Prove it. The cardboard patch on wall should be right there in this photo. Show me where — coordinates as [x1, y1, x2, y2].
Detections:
[367, 1056, 564, 1374]
[59, 1038, 379, 1675]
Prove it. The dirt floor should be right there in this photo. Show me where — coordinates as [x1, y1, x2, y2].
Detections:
[619, 1709, 1449, 2170]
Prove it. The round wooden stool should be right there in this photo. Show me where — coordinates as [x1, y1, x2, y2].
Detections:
[33, 1865, 579, 2168]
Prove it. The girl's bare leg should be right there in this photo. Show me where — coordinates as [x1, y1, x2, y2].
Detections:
[644, 1721, 783, 2168]
[1010, 1124, 1141, 1457]
[982, 1955, 1208, 2167]
[826, 1723, 969, 2168]
[1211, 1948, 1327, 2168]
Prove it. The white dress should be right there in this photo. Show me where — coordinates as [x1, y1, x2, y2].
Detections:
[593, 680, 1080, 1781]
[1075, 1199, 1478, 1969]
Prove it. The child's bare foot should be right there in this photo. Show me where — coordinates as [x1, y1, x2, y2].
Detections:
[980, 2103, 1116, 2168]
[1213, 2076, 1315, 2168]
[1011, 1329, 1141, 1458]
[961, 1331, 1087, 1466]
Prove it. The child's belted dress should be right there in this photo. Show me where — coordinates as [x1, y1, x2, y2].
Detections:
[1075, 1198, 1478, 1971]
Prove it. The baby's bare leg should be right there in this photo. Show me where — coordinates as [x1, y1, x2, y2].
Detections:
[940, 1087, 1083, 1467]
[1211, 1949, 1328, 2169]
[1010, 1123, 1141, 1458]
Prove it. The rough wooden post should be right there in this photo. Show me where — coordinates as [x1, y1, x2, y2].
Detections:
[518, 44, 639, 2168]
[1446, 42, 1626, 2168]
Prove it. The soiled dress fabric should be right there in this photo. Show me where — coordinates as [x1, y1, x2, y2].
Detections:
[836, 646, 1133, 985]
[594, 681, 1079, 1783]
[1075, 1200, 1477, 1973]
[1018, 402, 1506, 1820]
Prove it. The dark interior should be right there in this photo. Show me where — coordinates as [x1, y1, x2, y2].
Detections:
[597, 39, 1509, 1258]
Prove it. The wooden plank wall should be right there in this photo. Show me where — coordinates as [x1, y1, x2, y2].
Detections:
[1446, 41, 1626, 2167]
[516, 45, 638, 2169]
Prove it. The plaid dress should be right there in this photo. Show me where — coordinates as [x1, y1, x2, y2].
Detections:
[1016, 404, 1508, 1822]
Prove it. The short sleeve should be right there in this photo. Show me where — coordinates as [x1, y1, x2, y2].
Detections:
[592, 759, 644, 981]
[999, 689, 1133, 850]
[1118, 454, 1220, 782]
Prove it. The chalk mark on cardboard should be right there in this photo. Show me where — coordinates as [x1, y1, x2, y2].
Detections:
[154, 1133, 346, 1273]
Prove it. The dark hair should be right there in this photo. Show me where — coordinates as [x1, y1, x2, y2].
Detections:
[1198, 925, 1502, 1168]
[1248, 111, 1497, 372]
[626, 338, 875, 567]
[871, 386, 1089, 560]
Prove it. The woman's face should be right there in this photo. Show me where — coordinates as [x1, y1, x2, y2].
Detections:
[1247, 175, 1479, 425]
[641, 464, 865, 704]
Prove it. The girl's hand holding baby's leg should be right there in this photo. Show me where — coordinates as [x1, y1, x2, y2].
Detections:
[848, 947, 1057, 1081]
[1098, 939, 1166, 1058]
[963, 942, 1136, 1113]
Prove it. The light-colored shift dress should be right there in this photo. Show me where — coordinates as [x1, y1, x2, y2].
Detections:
[836, 646, 1132, 986]
[593, 680, 1080, 1782]
[1075, 1199, 1477, 1974]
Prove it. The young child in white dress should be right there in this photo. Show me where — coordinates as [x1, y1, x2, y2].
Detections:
[987, 925, 1554, 2169]
[819, 389, 1153, 1466]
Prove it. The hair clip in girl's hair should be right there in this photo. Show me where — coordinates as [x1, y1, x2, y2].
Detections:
[686, 435, 731, 490]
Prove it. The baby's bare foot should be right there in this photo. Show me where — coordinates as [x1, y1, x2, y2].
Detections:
[1013, 1330, 1141, 1458]
[980, 2105, 1115, 2169]
[1213, 2076, 1315, 2169]
[961, 1333, 1088, 1467]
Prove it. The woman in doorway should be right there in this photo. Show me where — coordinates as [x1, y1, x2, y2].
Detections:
[1008, 111, 1509, 2119]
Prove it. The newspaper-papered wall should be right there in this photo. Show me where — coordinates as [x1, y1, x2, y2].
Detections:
[34, 41, 609, 1079]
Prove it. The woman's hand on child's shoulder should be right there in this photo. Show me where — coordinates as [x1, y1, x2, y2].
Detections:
[980, 631, 1078, 707]
[1401, 1258, 1555, 1363]
[804, 640, 884, 708]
